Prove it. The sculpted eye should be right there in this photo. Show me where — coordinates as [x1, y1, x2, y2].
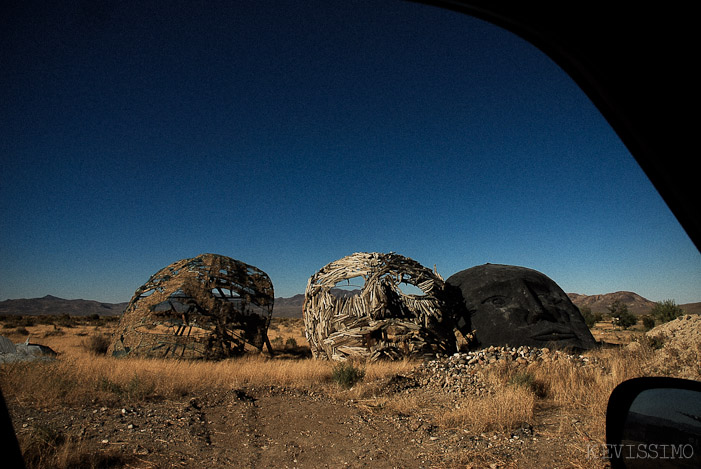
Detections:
[541, 294, 562, 306]
[483, 296, 506, 307]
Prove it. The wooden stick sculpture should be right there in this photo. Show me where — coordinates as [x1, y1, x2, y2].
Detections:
[108, 253, 274, 359]
[303, 252, 456, 361]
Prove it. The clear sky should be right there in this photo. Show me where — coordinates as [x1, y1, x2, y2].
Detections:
[2, 0, 699, 305]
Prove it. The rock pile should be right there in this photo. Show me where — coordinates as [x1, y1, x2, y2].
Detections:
[410, 345, 599, 395]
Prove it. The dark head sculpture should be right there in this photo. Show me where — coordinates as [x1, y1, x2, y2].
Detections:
[446, 264, 596, 351]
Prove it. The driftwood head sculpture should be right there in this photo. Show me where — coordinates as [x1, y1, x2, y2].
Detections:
[447, 264, 596, 351]
[109, 253, 274, 359]
[303, 252, 456, 361]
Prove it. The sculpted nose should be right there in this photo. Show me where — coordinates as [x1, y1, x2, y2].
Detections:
[523, 286, 557, 324]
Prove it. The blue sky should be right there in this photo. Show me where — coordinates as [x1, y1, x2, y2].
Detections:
[2, 0, 699, 304]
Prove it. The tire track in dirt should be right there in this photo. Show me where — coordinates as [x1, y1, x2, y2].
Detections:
[200, 387, 435, 468]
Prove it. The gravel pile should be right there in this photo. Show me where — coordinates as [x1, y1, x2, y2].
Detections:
[636, 314, 701, 380]
[411, 345, 599, 395]
[646, 314, 701, 346]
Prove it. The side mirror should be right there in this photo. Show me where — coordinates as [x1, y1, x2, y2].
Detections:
[606, 377, 701, 468]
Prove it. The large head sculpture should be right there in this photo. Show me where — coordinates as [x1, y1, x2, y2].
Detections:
[447, 264, 596, 351]
[109, 253, 274, 359]
[303, 252, 456, 361]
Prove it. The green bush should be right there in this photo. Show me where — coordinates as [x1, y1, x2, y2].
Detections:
[650, 299, 684, 324]
[579, 307, 603, 328]
[641, 315, 656, 331]
[608, 301, 637, 329]
[284, 337, 298, 349]
[580, 307, 594, 328]
[331, 362, 366, 388]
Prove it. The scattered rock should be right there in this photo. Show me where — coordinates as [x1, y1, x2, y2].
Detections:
[409, 345, 600, 395]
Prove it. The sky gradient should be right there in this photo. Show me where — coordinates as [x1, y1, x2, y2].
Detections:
[2, 0, 699, 305]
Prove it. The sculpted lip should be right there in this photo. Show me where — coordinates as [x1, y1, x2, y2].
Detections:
[530, 330, 577, 341]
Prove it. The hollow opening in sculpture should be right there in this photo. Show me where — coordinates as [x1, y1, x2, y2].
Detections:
[108, 253, 274, 360]
[396, 276, 427, 296]
[330, 276, 365, 298]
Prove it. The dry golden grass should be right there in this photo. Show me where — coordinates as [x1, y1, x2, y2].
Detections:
[439, 386, 536, 433]
[1, 354, 338, 408]
[0, 318, 419, 410]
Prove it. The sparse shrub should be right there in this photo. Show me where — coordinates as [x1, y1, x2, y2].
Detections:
[20, 317, 35, 327]
[285, 337, 298, 349]
[83, 334, 111, 355]
[271, 336, 284, 349]
[43, 326, 65, 337]
[508, 370, 547, 397]
[650, 299, 684, 324]
[331, 362, 366, 388]
[20, 420, 128, 468]
[634, 333, 665, 350]
[641, 314, 656, 330]
[98, 374, 155, 401]
[20, 423, 65, 468]
[36, 315, 56, 325]
[55, 314, 74, 328]
[16, 326, 29, 335]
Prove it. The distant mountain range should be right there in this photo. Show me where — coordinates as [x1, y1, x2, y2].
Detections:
[569, 291, 700, 315]
[1, 291, 699, 318]
[0, 295, 128, 317]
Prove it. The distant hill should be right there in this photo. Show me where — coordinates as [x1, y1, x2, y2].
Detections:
[1, 291, 698, 318]
[0, 294, 308, 318]
[0, 295, 127, 317]
[273, 294, 305, 317]
[567, 291, 701, 316]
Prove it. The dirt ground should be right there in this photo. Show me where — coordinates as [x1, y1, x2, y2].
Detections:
[8, 382, 601, 468]
[4, 316, 698, 468]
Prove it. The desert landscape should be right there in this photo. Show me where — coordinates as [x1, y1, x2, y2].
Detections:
[1, 296, 700, 468]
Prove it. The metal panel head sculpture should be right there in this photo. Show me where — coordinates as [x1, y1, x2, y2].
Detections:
[447, 263, 597, 351]
[109, 253, 274, 359]
[303, 252, 456, 361]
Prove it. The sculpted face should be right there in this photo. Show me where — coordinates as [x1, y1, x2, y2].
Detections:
[447, 264, 596, 350]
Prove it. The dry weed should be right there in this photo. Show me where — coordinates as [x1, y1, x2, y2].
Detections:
[19, 422, 131, 469]
[440, 386, 535, 433]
